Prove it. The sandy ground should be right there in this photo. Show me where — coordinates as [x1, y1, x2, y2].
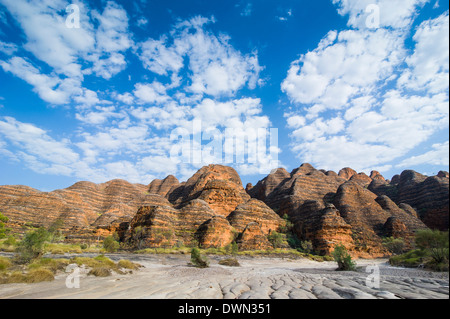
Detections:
[0, 253, 448, 299]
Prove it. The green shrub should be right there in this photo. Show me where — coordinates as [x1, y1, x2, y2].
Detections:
[231, 241, 239, 255]
[117, 259, 141, 270]
[415, 229, 449, 264]
[94, 254, 116, 267]
[28, 258, 70, 273]
[3, 235, 17, 247]
[382, 237, 406, 255]
[267, 231, 285, 248]
[0, 213, 11, 239]
[389, 249, 427, 267]
[279, 214, 294, 233]
[2, 268, 55, 284]
[4, 271, 27, 284]
[25, 268, 54, 283]
[299, 240, 314, 254]
[224, 241, 239, 255]
[0, 256, 12, 271]
[190, 247, 209, 268]
[103, 236, 120, 253]
[16, 227, 51, 263]
[332, 244, 356, 271]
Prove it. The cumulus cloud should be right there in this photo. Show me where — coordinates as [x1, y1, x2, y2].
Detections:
[0, 116, 79, 174]
[137, 16, 263, 97]
[0, 56, 82, 104]
[282, 28, 405, 109]
[398, 141, 450, 167]
[0, 41, 17, 55]
[0, 0, 133, 105]
[282, 1, 449, 174]
[397, 13, 449, 94]
[332, 0, 428, 29]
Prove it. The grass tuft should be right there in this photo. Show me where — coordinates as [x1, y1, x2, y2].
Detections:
[218, 258, 240, 267]
[88, 267, 111, 277]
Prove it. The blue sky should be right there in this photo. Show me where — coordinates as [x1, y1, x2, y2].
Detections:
[0, 0, 448, 191]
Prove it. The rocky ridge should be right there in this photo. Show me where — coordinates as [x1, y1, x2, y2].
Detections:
[0, 164, 448, 257]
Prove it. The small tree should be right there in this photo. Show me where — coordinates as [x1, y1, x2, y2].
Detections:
[332, 244, 356, 271]
[415, 230, 449, 264]
[16, 227, 51, 263]
[299, 240, 314, 254]
[47, 219, 65, 242]
[279, 214, 294, 233]
[103, 235, 120, 253]
[0, 212, 11, 239]
[267, 231, 285, 248]
[382, 237, 406, 255]
[190, 247, 209, 268]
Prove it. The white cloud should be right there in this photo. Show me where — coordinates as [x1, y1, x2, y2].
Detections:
[139, 36, 185, 76]
[87, 1, 133, 79]
[141, 155, 178, 175]
[75, 106, 125, 125]
[277, 8, 293, 21]
[0, 0, 133, 107]
[282, 28, 405, 109]
[0, 56, 82, 105]
[282, 2, 449, 173]
[0, 0, 95, 79]
[0, 41, 17, 55]
[397, 13, 449, 94]
[133, 82, 170, 104]
[0, 116, 79, 174]
[332, 0, 428, 29]
[136, 17, 148, 27]
[137, 16, 262, 97]
[398, 141, 449, 168]
[114, 92, 134, 105]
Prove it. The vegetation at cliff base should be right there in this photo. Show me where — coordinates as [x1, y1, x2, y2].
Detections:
[382, 237, 406, 255]
[103, 235, 120, 253]
[389, 230, 449, 271]
[0, 213, 11, 239]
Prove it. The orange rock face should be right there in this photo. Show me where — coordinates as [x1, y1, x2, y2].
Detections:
[148, 175, 180, 197]
[338, 167, 357, 180]
[245, 163, 432, 257]
[227, 199, 285, 235]
[0, 180, 159, 241]
[238, 222, 273, 250]
[196, 216, 234, 248]
[332, 182, 427, 257]
[292, 202, 354, 256]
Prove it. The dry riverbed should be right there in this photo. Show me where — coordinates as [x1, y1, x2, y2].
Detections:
[0, 253, 448, 299]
